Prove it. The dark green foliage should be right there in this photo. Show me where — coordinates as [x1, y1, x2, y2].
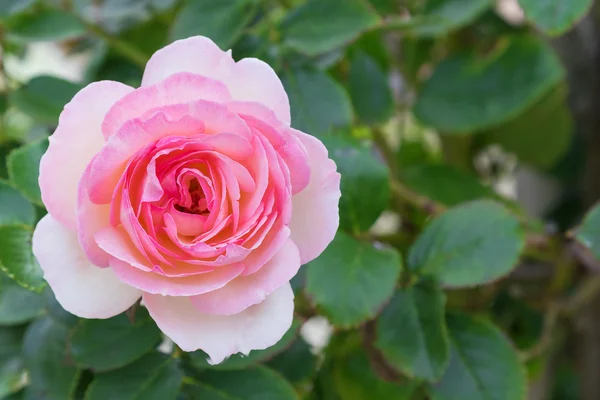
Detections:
[1, 1, 598, 399]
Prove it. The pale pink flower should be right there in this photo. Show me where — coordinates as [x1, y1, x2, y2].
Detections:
[32, 36, 340, 364]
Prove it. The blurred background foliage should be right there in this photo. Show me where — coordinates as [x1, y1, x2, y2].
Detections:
[4, 0, 600, 399]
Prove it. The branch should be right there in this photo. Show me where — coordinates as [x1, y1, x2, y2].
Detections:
[520, 302, 562, 362]
[82, 21, 149, 69]
[520, 276, 600, 362]
[390, 180, 447, 215]
[568, 240, 600, 273]
[371, 127, 398, 179]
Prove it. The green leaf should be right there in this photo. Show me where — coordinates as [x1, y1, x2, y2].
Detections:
[118, 18, 169, 58]
[0, 181, 35, 226]
[491, 292, 543, 350]
[427, 313, 526, 400]
[44, 287, 79, 328]
[399, 36, 436, 84]
[3, 389, 24, 400]
[282, 68, 352, 136]
[332, 341, 418, 400]
[408, 0, 493, 37]
[232, 34, 277, 65]
[8, 9, 86, 42]
[23, 317, 81, 400]
[370, 0, 398, 15]
[183, 383, 233, 400]
[408, 200, 525, 287]
[413, 35, 564, 133]
[0, 94, 7, 114]
[374, 280, 449, 381]
[86, 352, 183, 400]
[306, 232, 402, 327]
[282, 0, 380, 56]
[314, 360, 343, 400]
[397, 137, 439, 169]
[7, 138, 48, 205]
[187, 320, 299, 370]
[576, 202, 600, 260]
[0, 225, 45, 291]
[0, 0, 35, 21]
[0, 142, 21, 179]
[482, 84, 572, 169]
[70, 308, 161, 372]
[519, 0, 593, 36]
[11, 76, 82, 125]
[266, 337, 317, 384]
[402, 164, 495, 206]
[333, 354, 416, 400]
[0, 326, 26, 398]
[0, 271, 45, 325]
[348, 50, 394, 125]
[193, 366, 299, 400]
[172, 0, 257, 49]
[354, 31, 391, 72]
[322, 134, 389, 233]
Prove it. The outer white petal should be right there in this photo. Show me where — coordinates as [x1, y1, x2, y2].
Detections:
[289, 129, 341, 263]
[32, 214, 141, 318]
[144, 283, 294, 364]
[39, 81, 133, 229]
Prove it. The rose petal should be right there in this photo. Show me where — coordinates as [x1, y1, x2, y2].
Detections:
[143, 283, 294, 364]
[142, 36, 290, 124]
[228, 101, 309, 194]
[102, 72, 231, 140]
[77, 157, 111, 267]
[227, 58, 291, 125]
[289, 129, 341, 263]
[39, 81, 133, 228]
[190, 238, 300, 315]
[32, 214, 141, 318]
[109, 257, 244, 296]
[95, 226, 152, 271]
[89, 102, 250, 205]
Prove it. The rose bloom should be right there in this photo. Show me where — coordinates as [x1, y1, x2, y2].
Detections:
[32, 36, 340, 363]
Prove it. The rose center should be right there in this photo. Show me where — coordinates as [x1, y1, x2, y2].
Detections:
[175, 177, 209, 215]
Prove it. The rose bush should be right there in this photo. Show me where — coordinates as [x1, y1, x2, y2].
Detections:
[31, 36, 341, 364]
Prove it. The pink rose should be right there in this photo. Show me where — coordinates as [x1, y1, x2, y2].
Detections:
[32, 36, 341, 363]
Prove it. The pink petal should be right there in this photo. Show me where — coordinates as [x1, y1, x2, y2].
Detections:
[88, 102, 250, 205]
[95, 226, 152, 271]
[39, 81, 134, 229]
[109, 258, 244, 296]
[239, 222, 289, 276]
[228, 101, 309, 194]
[32, 215, 141, 318]
[169, 209, 207, 236]
[77, 157, 111, 267]
[143, 283, 294, 363]
[142, 36, 290, 124]
[190, 239, 300, 315]
[289, 129, 341, 263]
[227, 58, 291, 125]
[102, 72, 231, 140]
